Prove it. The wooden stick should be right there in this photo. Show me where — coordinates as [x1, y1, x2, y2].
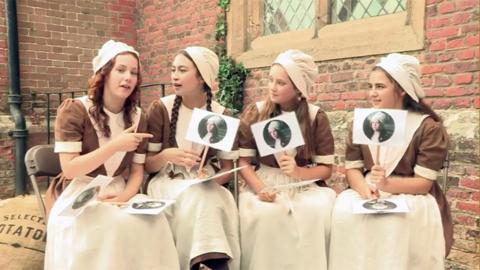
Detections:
[375, 145, 380, 165]
[197, 145, 209, 175]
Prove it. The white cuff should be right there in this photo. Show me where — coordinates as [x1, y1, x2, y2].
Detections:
[217, 150, 239, 160]
[55, 141, 82, 153]
[133, 153, 146, 164]
[239, 148, 256, 157]
[313, 154, 335, 165]
[148, 142, 162, 152]
[414, 164, 439, 180]
[345, 160, 364, 169]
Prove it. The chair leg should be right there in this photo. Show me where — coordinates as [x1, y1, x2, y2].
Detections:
[30, 176, 47, 223]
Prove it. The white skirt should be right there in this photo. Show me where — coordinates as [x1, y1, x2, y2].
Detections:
[147, 164, 240, 270]
[239, 165, 336, 270]
[45, 176, 179, 270]
[329, 189, 445, 270]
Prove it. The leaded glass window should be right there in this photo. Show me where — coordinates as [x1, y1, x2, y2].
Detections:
[331, 0, 407, 24]
[263, 0, 315, 36]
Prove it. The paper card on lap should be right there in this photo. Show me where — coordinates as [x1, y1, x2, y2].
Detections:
[185, 108, 240, 152]
[166, 165, 248, 199]
[123, 199, 175, 215]
[352, 195, 409, 214]
[251, 112, 304, 157]
[263, 179, 320, 192]
[59, 175, 114, 217]
[353, 108, 407, 146]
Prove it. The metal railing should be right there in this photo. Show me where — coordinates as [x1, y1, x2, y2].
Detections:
[31, 83, 168, 143]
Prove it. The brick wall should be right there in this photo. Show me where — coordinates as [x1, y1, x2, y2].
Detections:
[0, 0, 137, 198]
[136, 0, 219, 107]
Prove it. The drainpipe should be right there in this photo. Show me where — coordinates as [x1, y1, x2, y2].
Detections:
[6, 0, 28, 195]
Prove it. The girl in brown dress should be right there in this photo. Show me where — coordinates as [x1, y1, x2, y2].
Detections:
[45, 40, 179, 270]
[145, 46, 240, 270]
[237, 49, 336, 270]
[329, 53, 453, 270]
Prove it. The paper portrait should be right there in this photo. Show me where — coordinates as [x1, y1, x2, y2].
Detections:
[352, 108, 407, 146]
[60, 175, 114, 217]
[124, 199, 175, 215]
[251, 112, 305, 157]
[185, 108, 240, 152]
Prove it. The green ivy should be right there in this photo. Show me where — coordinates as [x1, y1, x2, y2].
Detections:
[214, 0, 249, 116]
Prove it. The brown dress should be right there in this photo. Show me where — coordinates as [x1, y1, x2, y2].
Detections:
[146, 95, 240, 270]
[238, 101, 336, 270]
[45, 96, 179, 270]
[329, 113, 452, 270]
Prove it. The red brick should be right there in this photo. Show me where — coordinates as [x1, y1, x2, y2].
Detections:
[429, 40, 446, 51]
[434, 75, 452, 87]
[453, 213, 477, 226]
[424, 88, 444, 96]
[422, 65, 443, 74]
[447, 38, 464, 49]
[457, 202, 480, 214]
[430, 98, 451, 109]
[341, 91, 366, 100]
[317, 93, 340, 101]
[452, 97, 472, 107]
[438, 2, 456, 13]
[456, 48, 476, 60]
[447, 188, 471, 199]
[426, 17, 451, 28]
[427, 27, 459, 39]
[459, 0, 478, 10]
[465, 34, 479, 46]
[452, 13, 471, 25]
[460, 178, 480, 190]
[453, 73, 473, 84]
[438, 52, 454, 62]
[474, 96, 480, 108]
[472, 191, 480, 201]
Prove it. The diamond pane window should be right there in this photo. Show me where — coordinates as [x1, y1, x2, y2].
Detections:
[331, 0, 407, 24]
[263, 0, 315, 36]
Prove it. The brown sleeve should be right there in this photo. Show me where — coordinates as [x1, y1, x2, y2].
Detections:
[313, 110, 335, 156]
[146, 100, 167, 153]
[416, 119, 448, 172]
[54, 98, 86, 146]
[345, 122, 365, 169]
[237, 103, 259, 155]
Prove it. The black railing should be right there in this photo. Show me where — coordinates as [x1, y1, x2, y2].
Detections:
[31, 83, 168, 143]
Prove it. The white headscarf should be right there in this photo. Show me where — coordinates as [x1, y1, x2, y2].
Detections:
[92, 40, 139, 74]
[273, 49, 318, 98]
[267, 120, 280, 132]
[376, 53, 425, 102]
[184, 46, 219, 91]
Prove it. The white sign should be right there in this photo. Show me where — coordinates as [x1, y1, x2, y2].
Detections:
[251, 112, 305, 157]
[124, 199, 175, 215]
[59, 175, 114, 217]
[185, 108, 240, 152]
[352, 195, 409, 214]
[353, 108, 407, 146]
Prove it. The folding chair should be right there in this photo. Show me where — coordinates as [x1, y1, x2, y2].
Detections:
[25, 144, 61, 222]
[441, 153, 450, 194]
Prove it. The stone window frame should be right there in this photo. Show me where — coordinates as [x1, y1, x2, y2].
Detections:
[227, 0, 425, 68]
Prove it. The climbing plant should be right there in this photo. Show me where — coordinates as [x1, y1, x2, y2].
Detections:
[214, 0, 249, 116]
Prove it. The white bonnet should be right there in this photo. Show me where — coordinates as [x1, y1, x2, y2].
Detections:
[267, 120, 280, 131]
[370, 112, 386, 122]
[273, 49, 318, 98]
[92, 40, 139, 74]
[184, 46, 219, 91]
[376, 53, 424, 102]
